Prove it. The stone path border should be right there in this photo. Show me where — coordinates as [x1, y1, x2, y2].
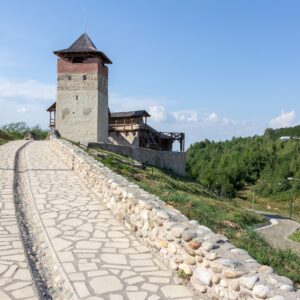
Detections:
[14, 141, 52, 299]
[50, 135, 300, 300]
[18, 141, 78, 300]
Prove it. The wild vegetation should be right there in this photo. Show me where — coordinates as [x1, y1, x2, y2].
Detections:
[87, 147, 300, 285]
[186, 126, 300, 203]
[0, 122, 48, 144]
[289, 230, 300, 243]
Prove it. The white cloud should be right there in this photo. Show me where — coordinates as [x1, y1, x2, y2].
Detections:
[0, 79, 55, 128]
[0, 80, 268, 146]
[17, 107, 29, 113]
[109, 92, 168, 112]
[269, 110, 296, 128]
[0, 79, 55, 100]
[148, 105, 166, 121]
[172, 110, 198, 122]
[206, 112, 218, 123]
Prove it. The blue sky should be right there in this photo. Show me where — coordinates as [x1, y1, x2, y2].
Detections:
[0, 1, 300, 146]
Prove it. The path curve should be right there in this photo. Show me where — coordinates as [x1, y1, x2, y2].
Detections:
[253, 210, 300, 255]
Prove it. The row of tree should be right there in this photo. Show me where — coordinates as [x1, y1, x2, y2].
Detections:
[186, 126, 300, 198]
[0, 122, 48, 140]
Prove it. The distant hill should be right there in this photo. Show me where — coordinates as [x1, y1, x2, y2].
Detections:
[264, 125, 300, 140]
[186, 125, 300, 198]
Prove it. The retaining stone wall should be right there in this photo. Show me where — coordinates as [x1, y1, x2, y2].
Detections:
[50, 136, 300, 300]
[88, 142, 186, 176]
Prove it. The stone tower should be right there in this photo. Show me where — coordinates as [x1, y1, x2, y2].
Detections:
[54, 33, 112, 143]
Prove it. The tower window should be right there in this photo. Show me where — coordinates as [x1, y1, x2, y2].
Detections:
[76, 95, 78, 100]
[68, 76, 72, 80]
[83, 75, 87, 80]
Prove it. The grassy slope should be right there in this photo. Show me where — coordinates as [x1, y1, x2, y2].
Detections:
[289, 231, 300, 243]
[87, 147, 300, 286]
[289, 230, 300, 243]
[237, 185, 300, 223]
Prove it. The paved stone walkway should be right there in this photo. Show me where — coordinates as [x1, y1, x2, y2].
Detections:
[0, 141, 38, 300]
[256, 213, 300, 255]
[23, 141, 200, 300]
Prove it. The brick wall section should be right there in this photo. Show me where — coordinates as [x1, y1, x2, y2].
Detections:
[58, 58, 108, 78]
[50, 135, 300, 300]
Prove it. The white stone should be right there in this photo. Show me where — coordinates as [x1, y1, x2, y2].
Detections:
[156, 211, 169, 220]
[269, 296, 285, 300]
[161, 285, 193, 298]
[61, 218, 83, 227]
[76, 241, 102, 249]
[11, 286, 35, 298]
[78, 263, 97, 271]
[13, 269, 32, 281]
[253, 285, 269, 299]
[52, 237, 73, 252]
[0, 264, 8, 275]
[108, 231, 125, 238]
[239, 275, 259, 290]
[193, 266, 213, 286]
[90, 276, 123, 294]
[74, 281, 90, 298]
[141, 283, 159, 292]
[127, 291, 147, 300]
[101, 254, 127, 265]
[280, 284, 294, 291]
[0, 290, 11, 300]
[58, 251, 75, 262]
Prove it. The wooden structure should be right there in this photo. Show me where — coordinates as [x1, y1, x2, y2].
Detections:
[46, 102, 56, 129]
[109, 110, 185, 151]
[47, 104, 185, 151]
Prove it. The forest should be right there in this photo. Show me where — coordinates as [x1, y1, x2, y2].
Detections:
[186, 126, 300, 198]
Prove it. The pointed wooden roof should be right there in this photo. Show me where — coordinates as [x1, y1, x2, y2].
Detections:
[54, 33, 112, 64]
[46, 101, 56, 112]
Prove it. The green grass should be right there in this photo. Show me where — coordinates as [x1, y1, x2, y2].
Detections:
[289, 230, 300, 243]
[232, 229, 300, 285]
[87, 147, 300, 286]
[237, 185, 300, 223]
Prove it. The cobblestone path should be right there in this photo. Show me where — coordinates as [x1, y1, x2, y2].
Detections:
[22, 141, 200, 300]
[0, 141, 38, 300]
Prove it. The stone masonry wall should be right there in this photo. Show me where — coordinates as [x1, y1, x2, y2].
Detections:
[108, 131, 140, 148]
[88, 142, 186, 176]
[56, 57, 108, 144]
[50, 135, 300, 300]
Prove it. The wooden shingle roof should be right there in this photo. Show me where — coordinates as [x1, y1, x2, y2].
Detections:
[54, 33, 112, 64]
[110, 110, 150, 118]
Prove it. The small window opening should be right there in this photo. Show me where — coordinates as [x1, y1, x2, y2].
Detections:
[83, 75, 87, 80]
[76, 95, 78, 100]
[68, 76, 72, 80]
